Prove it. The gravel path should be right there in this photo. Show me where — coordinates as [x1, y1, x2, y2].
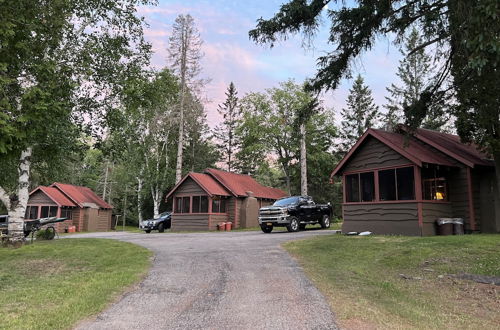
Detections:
[71, 230, 338, 330]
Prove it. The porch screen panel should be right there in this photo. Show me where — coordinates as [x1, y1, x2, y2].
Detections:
[212, 199, 221, 213]
[200, 196, 208, 213]
[41, 206, 49, 218]
[379, 169, 396, 201]
[175, 197, 182, 213]
[346, 174, 360, 202]
[220, 199, 227, 213]
[360, 172, 375, 202]
[192, 196, 201, 213]
[182, 197, 190, 213]
[396, 167, 415, 200]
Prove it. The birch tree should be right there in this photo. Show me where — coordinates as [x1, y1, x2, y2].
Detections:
[167, 14, 205, 184]
[0, 0, 152, 243]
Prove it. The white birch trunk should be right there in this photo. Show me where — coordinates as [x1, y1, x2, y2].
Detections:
[1, 147, 33, 243]
[300, 122, 308, 196]
[151, 185, 161, 219]
[137, 176, 143, 223]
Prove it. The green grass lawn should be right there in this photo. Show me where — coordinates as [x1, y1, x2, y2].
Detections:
[284, 234, 500, 330]
[0, 239, 152, 329]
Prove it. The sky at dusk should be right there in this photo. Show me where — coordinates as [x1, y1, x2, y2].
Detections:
[138, 0, 404, 128]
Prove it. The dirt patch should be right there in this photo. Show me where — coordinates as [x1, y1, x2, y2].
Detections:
[16, 259, 68, 276]
[341, 318, 377, 330]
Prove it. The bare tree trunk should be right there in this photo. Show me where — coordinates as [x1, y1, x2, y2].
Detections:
[175, 87, 185, 183]
[102, 160, 109, 201]
[0, 148, 33, 243]
[300, 122, 308, 196]
[137, 176, 143, 223]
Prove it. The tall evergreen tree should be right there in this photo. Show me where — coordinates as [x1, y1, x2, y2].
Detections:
[214, 82, 240, 172]
[168, 14, 204, 184]
[384, 28, 449, 131]
[340, 75, 380, 152]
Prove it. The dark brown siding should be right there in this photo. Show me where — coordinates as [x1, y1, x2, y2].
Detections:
[344, 137, 410, 172]
[171, 214, 209, 231]
[28, 191, 57, 205]
[448, 167, 471, 230]
[175, 178, 206, 195]
[96, 209, 112, 231]
[226, 197, 237, 227]
[210, 214, 229, 230]
[342, 203, 420, 235]
[421, 203, 452, 236]
[471, 170, 482, 231]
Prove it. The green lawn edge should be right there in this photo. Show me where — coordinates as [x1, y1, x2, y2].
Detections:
[283, 234, 500, 329]
[0, 238, 152, 329]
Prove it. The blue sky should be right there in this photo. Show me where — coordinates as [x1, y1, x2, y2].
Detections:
[139, 0, 403, 127]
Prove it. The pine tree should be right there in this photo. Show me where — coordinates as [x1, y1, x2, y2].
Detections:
[214, 82, 239, 172]
[384, 28, 449, 131]
[340, 75, 380, 152]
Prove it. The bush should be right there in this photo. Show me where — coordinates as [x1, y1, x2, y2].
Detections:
[36, 228, 56, 240]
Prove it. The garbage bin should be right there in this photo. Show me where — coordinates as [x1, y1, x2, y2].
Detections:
[436, 218, 454, 235]
[452, 218, 464, 235]
[225, 222, 232, 231]
[218, 222, 226, 231]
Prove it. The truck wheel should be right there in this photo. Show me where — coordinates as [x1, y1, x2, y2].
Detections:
[287, 217, 299, 232]
[145, 229, 151, 233]
[158, 223, 165, 233]
[260, 225, 273, 233]
[320, 215, 331, 229]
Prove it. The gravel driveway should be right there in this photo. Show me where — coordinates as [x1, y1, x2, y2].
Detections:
[71, 230, 338, 330]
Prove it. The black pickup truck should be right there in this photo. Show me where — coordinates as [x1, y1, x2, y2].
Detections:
[258, 196, 332, 233]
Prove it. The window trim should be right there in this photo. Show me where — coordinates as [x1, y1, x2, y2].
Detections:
[343, 164, 420, 205]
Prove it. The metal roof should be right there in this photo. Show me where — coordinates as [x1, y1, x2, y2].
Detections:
[50, 183, 113, 209]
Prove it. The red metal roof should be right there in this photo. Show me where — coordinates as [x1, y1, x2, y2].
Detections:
[51, 183, 113, 209]
[205, 168, 288, 199]
[411, 128, 493, 167]
[29, 186, 77, 207]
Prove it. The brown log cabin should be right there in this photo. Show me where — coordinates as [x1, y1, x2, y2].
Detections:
[26, 183, 113, 232]
[166, 168, 287, 231]
[331, 127, 499, 235]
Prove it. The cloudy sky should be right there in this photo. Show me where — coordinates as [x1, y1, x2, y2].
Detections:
[139, 0, 403, 127]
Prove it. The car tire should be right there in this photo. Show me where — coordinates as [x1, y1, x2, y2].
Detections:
[320, 215, 331, 229]
[145, 229, 151, 233]
[287, 217, 300, 232]
[260, 225, 273, 233]
[158, 223, 165, 233]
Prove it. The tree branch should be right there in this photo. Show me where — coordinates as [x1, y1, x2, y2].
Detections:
[407, 35, 450, 56]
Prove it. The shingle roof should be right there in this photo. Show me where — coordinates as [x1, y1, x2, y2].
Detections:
[205, 168, 288, 199]
[30, 186, 77, 207]
[331, 127, 493, 178]
[51, 183, 113, 209]
[411, 127, 493, 167]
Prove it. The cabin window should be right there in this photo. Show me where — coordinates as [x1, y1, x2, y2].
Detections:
[346, 174, 360, 202]
[25, 206, 39, 219]
[378, 166, 415, 201]
[61, 209, 73, 220]
[175, 197, 191, 213]
[182, 197, 190, 213]
[346, 172, 375, 202]
[421, 167, 448, 201]
[40, 206, 58, 218]
[211, 197, 227, 213]
[192, 196, 209, 213]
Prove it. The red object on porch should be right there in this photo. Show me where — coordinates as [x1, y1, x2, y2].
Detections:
[68, 226, 76, 233]
[225, 222, 232, 231]
[218, 222, 226, 231]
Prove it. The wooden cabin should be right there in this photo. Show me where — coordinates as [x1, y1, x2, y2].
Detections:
[166, 168, 287, 231]
[330, 127, 499, 235]
[26, 182, 113, 232]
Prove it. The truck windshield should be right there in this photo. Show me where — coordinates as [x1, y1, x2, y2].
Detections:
[273, 197, 300, 206]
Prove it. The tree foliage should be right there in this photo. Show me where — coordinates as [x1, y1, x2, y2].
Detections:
[340, 75, 379, 152]
[385, 28, 450, 131]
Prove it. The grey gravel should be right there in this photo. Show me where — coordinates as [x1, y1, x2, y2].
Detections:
[70, 230, 338, 330]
